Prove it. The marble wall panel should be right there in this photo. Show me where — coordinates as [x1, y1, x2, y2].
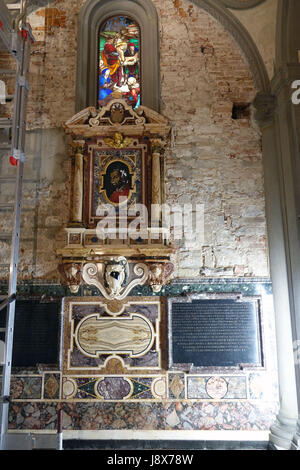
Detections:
[187, 376, 247, 399]
[63, 298, 163, 374]
[8, 401, 278, 431]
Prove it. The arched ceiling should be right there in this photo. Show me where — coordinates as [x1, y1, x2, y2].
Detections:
[220, 0, 266, 9]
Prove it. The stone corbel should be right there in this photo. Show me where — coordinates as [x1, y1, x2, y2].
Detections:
[252, 92, 277, 130]
[58, 262, 83, 293]
[70, 140, 85, 226]
[82, 256, 149, 300]
[148, 262, 174, 293]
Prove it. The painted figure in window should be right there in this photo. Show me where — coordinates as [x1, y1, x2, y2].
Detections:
[99, 16, 140, 108]
[99, 68, 113, 101]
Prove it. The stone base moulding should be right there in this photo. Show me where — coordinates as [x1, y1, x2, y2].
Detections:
[62, 429, 271, 442]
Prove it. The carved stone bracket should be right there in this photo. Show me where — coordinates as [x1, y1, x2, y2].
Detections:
[148, 262, 174, 293]
[58, 262, 83, 293]
[82, 256, 149, 300]
[59, 258, 175, 295]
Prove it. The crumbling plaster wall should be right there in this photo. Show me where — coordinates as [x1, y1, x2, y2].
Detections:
[0, 0, 272, 280]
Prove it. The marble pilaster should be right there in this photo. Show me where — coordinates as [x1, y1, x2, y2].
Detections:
[253, 90, 298, 449]
[71, 141, 85, 225]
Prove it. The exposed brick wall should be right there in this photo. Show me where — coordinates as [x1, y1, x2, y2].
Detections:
[25, 0, 82, 129]
[154, 0, 268, 277]
[0, 0, 269, 280]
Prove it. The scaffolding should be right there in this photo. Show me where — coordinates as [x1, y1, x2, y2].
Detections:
[0, 0, 34, 450]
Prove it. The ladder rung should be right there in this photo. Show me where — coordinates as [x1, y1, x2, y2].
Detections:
[6, 3, 21, 10]
[0, 233, 11, 240]
[0, 69, 16, 75]
[0, 293, 16, 314]
[0, 177, 36, 183]
[0, 178, 16, 183]
[0, 119, 12, 128]
[0, 204, 35, 212]
[0, 234, 35, 242]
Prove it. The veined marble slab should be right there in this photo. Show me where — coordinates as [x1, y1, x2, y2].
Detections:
[76, 314, 154, 357]
[63, 297, 163, 373]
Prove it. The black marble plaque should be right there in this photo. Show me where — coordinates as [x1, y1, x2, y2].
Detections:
[2, 301, 61, 367]
[169, 298, 262, 367]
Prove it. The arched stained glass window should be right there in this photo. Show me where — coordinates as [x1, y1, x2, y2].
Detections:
[76, 0, 159, 112]
[98, 16, 141, 108]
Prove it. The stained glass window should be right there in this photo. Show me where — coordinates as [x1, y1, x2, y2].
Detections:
[98, 16, 140, 108]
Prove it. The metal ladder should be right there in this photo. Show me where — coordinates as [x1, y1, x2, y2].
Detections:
[0, 0, 34, 450]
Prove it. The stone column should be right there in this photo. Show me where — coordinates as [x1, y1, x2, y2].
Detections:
[253, 91, 298, 449]
[271, 66, 300, 450]
[150, 139, 164, 229]
[71, 140, 85, 225]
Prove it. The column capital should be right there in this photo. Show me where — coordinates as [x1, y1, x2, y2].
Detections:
[150, 137, 167, 155]
[71, 139, 85, 155]
[252, 92, 277, 129]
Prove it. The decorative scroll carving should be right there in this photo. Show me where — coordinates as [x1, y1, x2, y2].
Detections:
[64, 99, 170, 134]
[89, 99, 146, 127]
[82, 257, 149, 300]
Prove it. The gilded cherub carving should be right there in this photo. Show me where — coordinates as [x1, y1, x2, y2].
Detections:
[104, 132, 133, 148]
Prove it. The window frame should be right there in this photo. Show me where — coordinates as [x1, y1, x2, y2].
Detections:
[76, 0, 160, 112]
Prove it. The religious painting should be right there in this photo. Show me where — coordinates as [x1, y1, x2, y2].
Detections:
[101, 160, 133, 205]
[98, 16, 140, 108]
[85, 142, 149, 227]
[95, 151, 140, 213]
